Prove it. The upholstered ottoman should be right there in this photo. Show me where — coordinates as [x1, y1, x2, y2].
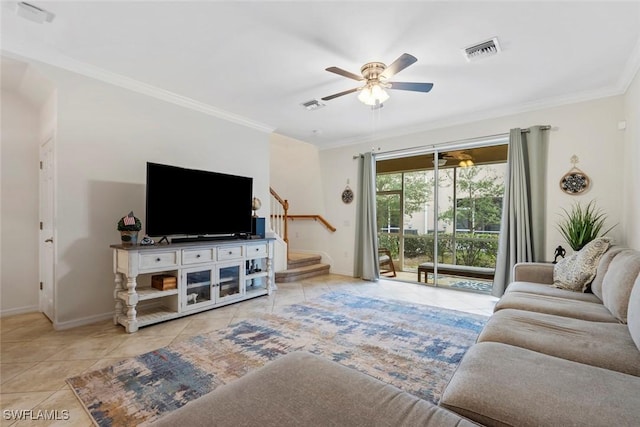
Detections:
[152, 351, 476, 426]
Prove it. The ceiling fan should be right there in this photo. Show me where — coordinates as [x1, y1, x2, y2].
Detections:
[321, 53, 433, 107]
[442, 150, 475, 167]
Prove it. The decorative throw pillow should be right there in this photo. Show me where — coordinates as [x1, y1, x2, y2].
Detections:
[553, 237, 612, 292]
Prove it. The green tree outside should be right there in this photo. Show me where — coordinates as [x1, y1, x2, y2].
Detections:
[376, 164, 505, 269]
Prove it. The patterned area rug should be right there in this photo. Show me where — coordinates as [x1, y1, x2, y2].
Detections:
[424, 273, 493, 293]
[450, 279, 493, 292]
[67, 292, 487, 426]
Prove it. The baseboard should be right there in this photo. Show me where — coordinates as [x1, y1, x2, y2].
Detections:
[53, 311, 113, 330]
[0, 305, 39, 318]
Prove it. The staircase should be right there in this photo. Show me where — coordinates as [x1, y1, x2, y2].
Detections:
[275, 252, 330, 283]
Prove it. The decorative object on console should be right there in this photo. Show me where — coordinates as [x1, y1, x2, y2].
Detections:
[151, 274, 177, 291]
[557, 200, 616, 251]
[117, 211, 142, 246]
[187, 293, 198, 305]
[252, 197, 262, 218]
[559, 155, 590, 195]
[140, 236, 155, 245]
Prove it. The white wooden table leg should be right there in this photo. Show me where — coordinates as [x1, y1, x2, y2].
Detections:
[124, 275, 139, 333]
[113, 272, 125, 325]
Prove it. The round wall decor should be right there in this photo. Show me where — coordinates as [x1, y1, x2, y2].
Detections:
[560, 155, 590, 195]
[341, 186, 354, 204]
[560, 171, 590, 194]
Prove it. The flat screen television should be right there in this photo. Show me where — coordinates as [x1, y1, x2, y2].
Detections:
[145, 162, 253, 240]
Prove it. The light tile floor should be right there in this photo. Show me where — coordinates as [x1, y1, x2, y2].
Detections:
[0, 274, 497, 426]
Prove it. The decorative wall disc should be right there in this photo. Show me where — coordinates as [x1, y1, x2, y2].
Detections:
[341, 186, 354, 204]
[560, 171, 589, 194]
[560, 155, 590, 195]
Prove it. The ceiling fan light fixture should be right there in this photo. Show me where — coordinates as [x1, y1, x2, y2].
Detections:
[358, 83, 389, 106]
[459, 159, 474, 167]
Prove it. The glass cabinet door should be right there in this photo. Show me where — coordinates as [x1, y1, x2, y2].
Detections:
[217, 263, 241, 301]
[184, 269, 213, 309]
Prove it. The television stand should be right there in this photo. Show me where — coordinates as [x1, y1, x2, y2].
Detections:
[110, 238, 275, 333]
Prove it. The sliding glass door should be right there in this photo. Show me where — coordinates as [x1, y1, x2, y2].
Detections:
[375, 144, 507, 293]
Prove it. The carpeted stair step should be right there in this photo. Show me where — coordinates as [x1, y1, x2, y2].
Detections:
[287, 252, 322, 269]
[275, 263, 330, 283]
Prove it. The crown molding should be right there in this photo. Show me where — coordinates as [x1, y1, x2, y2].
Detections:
[618, 36, 640, 93]
[1, 42, 275, 135]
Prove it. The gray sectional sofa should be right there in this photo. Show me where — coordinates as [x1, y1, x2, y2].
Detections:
[440, 246, 640, 426]
[152, 246, 640, 426]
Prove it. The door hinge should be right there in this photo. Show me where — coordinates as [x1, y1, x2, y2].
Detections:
[40, 221, 43, 230]
[40, 161, 43, 170]
[40, 282, 43, 290]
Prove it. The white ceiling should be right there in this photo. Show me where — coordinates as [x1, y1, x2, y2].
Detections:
[2, 1, 640, 148]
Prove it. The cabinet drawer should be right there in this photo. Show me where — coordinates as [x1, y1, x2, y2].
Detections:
[183, 249, 214, 265]
[217, 246, 243, 260]
[246, 244, 268, 258]
[139, 251, 179, 270]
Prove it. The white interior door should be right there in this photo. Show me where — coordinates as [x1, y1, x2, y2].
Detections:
[39, 137, 55, 321]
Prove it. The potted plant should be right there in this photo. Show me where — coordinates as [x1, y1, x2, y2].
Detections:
[557, 200, 615, 251]
[117, 212, 142, 246]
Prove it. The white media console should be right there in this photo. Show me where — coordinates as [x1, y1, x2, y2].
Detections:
[110, 238, 274, 333]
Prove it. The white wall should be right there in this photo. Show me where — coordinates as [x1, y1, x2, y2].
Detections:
[2, 58, 271, 327]
[623, 69, 640, 250]
[308, 96, 626, 275]
[269, 133, 334, 263]
[0, 90, 41, 315]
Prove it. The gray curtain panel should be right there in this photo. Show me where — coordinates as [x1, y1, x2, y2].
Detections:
[354, 152, 380, 281]
[493, 126, 548, 296]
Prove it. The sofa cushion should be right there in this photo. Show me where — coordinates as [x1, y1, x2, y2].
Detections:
[552, 237, 611, 292]
[477, 308, 640, 376]
[152, 351, 476, 427]
[600, 249, 640, 323]
[440, 342, 640, 427]
[505, 281, 602, 303]
[628, 275, 640, 351]
[494, 291, 619, 322]
[591, 246, 626, 298]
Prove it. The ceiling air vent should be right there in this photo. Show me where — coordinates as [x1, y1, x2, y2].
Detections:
[16, 2, 55, 23]
[301, 99, 326, 111]
[463, 37, 501, 62]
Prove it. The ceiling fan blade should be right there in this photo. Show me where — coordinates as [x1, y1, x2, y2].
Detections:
[380, 53, 417, 79]
[325, 66, 364, 81]
[388, 82, 434, 93]
[321, 87, 360, 101]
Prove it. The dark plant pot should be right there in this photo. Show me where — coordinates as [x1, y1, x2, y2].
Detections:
[120, 230, 139, 246]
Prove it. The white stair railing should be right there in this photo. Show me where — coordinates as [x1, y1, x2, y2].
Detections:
[269, 188, 289, 258]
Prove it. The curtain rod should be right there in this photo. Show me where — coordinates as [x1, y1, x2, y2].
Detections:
[522, 125, 551, 132]
[352, 125, 551, 159]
